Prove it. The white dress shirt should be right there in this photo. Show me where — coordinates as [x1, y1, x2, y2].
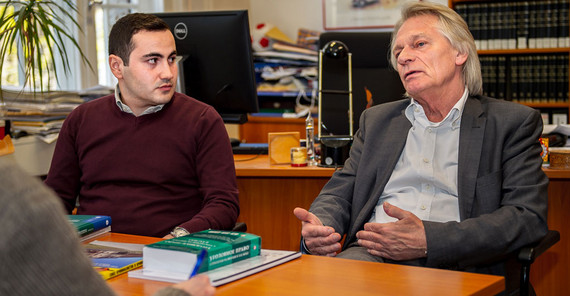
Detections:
[114, 85, 165, 116]
[370, 88, 469, 223]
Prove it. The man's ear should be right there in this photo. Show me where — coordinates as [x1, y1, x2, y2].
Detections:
[455, 50, 468, 66]
[109, 54, 124, 79]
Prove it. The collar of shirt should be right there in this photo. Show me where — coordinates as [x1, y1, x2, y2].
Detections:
[114, 85, 165, 116]
[404, 87, 469, 130]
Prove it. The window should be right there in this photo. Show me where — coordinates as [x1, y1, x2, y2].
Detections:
[0, 1, 76, 91]
[88, 0, 164, 88]
[0, 1, 164, 92]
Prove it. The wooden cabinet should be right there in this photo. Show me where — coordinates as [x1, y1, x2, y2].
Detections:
[238, 115, 311, 143]
[450, 0, 570, 123]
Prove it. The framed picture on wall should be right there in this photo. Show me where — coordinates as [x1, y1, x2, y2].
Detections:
[323, 0, 419, 30]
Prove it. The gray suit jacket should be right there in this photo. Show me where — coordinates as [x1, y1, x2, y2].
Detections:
[309, 95, 548, 276]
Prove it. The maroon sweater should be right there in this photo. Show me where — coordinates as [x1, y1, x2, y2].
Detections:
[45, 93, 239, 237]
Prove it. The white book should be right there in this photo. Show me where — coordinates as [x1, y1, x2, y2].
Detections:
[129, 249, 301, 286]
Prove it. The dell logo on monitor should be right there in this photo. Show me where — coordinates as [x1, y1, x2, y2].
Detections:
[173, 22, 188, 40]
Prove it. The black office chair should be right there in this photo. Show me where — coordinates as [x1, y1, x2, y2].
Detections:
[517, 229, 560, 296]
[318, 32, 406, 133]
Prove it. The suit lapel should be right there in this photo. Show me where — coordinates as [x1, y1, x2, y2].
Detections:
[458, 97, 486, 220]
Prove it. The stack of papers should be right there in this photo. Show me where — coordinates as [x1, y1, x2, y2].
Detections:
[543, 124, 570, 136]
[1, 88, 84, 139]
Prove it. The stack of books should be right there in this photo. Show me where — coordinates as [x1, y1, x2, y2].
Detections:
[67, 215, 112, 242]
[480, 54, 569, 103]
[68, 214, 144, 280]
[129, 229, 301, 286]
[455, 1, 570, 50]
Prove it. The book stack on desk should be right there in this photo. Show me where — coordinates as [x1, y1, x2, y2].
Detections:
[84, 240, 143, 280]
[129, 229, 301, 286]
[67, 215, 112, 242]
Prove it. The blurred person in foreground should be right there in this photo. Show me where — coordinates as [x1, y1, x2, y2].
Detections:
[0, 156, 215, 296]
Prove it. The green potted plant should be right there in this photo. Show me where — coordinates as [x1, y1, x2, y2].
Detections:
[0, 0, 92, 100]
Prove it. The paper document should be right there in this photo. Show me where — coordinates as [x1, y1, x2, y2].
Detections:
[89, 240, 145, 252]
[129, 249, 301, 286]
[543, 124, 570, 136]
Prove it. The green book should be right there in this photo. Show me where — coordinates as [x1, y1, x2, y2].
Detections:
[142, 230, 261, 277]
[67, 215, 112, 241]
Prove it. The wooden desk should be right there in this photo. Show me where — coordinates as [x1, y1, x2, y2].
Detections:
[532, 168, 569, 296]
[98, 233, 504, 296]
[234, 156, 568, 296]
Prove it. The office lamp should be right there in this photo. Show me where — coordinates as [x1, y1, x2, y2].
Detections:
[317, 41, 353, 167]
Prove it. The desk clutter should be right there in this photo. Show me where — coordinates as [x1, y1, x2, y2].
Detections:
[128, 229, 301, 286]
[84, 240, 143, 280]
[73, 225, 301, 285]
[252, 23, 318, 115]
[0, 86, 113, 142]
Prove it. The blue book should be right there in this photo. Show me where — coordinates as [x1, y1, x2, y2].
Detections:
[67, 215, 112, 241]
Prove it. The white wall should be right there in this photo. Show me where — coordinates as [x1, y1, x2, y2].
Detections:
[248, 0, 449, 41]
[249, 0, 323, 41]
[187, 0, 449, 42]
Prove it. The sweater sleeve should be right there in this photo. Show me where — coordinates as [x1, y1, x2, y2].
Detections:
[178, 107, 240, 233]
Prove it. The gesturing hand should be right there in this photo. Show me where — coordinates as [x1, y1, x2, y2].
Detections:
[356, 202, 427, 261]
[293, 207, 341, 256]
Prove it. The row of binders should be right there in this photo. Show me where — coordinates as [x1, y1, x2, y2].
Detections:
[455, 0, 570, 50]
[480, 54, 569, 103]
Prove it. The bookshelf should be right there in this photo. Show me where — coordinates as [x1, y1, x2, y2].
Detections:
[450, 0, 570, 124]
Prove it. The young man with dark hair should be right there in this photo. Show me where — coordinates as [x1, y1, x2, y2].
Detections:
[46, 13, 239, 238]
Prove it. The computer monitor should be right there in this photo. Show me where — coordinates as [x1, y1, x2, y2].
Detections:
[154, 10, 259, 124]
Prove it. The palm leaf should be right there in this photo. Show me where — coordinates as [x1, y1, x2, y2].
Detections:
[0, 0, 93, 100]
